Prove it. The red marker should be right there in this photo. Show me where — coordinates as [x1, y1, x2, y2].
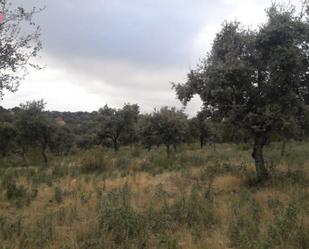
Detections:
[0, 14, 4, 23]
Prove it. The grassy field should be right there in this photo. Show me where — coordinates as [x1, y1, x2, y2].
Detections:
[0, 142, 308, 249]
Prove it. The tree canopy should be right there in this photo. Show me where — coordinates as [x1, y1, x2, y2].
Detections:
[0, 0, 42, 98]
[174, 3, 309, 181]
[98, 104, 140, 152]
[16, 100, 51, 165]
[141, 107, 189, 156]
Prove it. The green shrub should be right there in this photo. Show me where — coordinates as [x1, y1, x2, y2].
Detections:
[80, 192, 92, 204]
[237, 144, 251, 151]
[265, 200, 308, 248]
[131, 146, 143, 158]
[5, 181, 37, 207]
[97, 185, 149, 248]
[147, 185, 215, 237]
[200, 161, 240, 181]
[158, 235, 180, 249]
[140, 159, 162, 175]
[1, 167, 19, 189]
[228, 191, 262, 249]
[52, 165, 69, 178]
[228, 192, 309, 249]
[115, 156, 131, 170]
[169, 187, 215, 232]
[32, 169, 53, 187]
[80, 149, 111, 173]
[177, 151, 207, 167]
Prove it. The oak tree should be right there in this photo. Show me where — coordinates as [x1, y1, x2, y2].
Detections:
[99, 104, 139, 152]
[174, 4, 309, 181]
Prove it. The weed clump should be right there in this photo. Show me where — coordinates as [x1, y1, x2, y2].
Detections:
[80, 148, 111, 173]
[96, 185, 149, 248]
[54, 186, 63, 204]
[0, 215, 23, 240]
[5, 181, 37, 207]
[20, 214, 54, 249]
[228, 191, 309, 249]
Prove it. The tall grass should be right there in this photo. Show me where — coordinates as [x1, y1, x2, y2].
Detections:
[0, 141, 308, 248]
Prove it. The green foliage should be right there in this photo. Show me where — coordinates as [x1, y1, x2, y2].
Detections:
[93, 183, 216, 248]
[80, 148, 111, 173]
[202, 161, 240, 179]
[189, 110, 220, 147]
[99, 104, 140, 152]
[229, 193, 262, 249]
[5, 180, 37, 207]
[0, 2, 42, 98]
[49, 126, 74, 156]
[174, 3, 309, 180]
[97, 185, 149, 249]
[31, 168, 53, 187]
[158, 235, 180, 249]
[16, 100, 52, 165]
[168, 187, 215, 232]
[52, 164, 69, 178]
[0, 141, 308, 248]
[177, 151, 207, 167]
[115, 155, 131, 168]
[265, 199, 309, 249]
[0, 122, 16, 157]
[139, 114, 161, 150]
[140, 107, 189, 156]
[228, 192, 309, 249]
[80, 192, 92, 204]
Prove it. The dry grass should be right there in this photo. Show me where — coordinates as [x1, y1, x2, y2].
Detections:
[0, 142, 308, 249]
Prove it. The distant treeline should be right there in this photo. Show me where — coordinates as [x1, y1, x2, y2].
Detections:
[1, 100, 308, 166]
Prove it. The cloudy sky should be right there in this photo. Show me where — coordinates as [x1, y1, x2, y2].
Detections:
[0, 0, 302, 115]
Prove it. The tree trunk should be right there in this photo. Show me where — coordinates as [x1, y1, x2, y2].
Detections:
[113, 139, 119, 152]
[213, 142, 216, 152]
[41, 149, 48, 166]
[173, 144, 177, 152]
[200, 136, 204, 149]
[252, 135, 268, 182]
[21, 147, 28, 165]
[280, 139, 286, 157]
[166, 144, 170, 158]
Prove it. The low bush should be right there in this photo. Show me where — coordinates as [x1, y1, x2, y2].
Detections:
[228, 191, 309, 249]
[80, 148, 112, 174]
[95, 184, 215, 248]
[5, 181, 37, 207]
[96, 185, 149, 249]
[168, 187, 215, 232]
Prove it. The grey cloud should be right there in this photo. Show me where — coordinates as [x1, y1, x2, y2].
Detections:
[7, 0, 285, 115]
[19, 0, 229, 67]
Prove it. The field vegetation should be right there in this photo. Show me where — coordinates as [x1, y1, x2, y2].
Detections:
[0, 142, 308, 249]
[0, 1, 309, 248]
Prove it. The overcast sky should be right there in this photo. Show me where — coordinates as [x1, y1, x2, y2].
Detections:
[0, 0, 302, 115]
